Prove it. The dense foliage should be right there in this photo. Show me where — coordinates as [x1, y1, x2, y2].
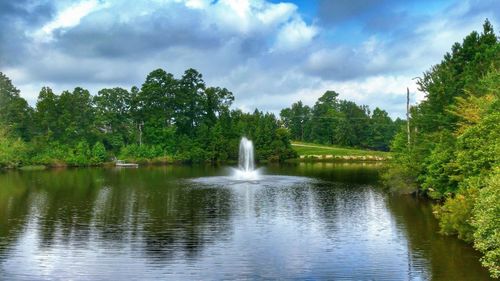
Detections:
[388, 20, 500, 277]
[280, 91, 402, 151]
[0, 69, 297, 166]
[472, 170, 500, 278]
[0, 127, 27, 168]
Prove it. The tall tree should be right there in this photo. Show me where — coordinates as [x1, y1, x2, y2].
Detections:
[136, 69, 177, 145]
[336, 100, 370, 147]
[177, 68, 206, 135]
[34, 86, 59, 138]
[204, 86, 234, 127]
[311, 91, 342, 144]
[280, 101, 311, 141]
[369, 108, 394, 150]
[0, 72, 33, 140]
[58, 87, 96, 144]
[94, 87, 133, 150]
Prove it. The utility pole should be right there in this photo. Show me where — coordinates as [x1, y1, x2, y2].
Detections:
[138, 121, 144, 147]
[407, 87, 411, 146]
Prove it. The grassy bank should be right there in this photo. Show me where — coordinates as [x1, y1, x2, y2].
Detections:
[291, 142, 391, 160]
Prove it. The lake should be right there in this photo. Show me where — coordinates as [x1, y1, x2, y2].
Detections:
[0, 163, 492, 280]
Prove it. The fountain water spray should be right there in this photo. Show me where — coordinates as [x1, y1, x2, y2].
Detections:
[192, 136, 311, 186]
[239, 137, 255, 172]
[233, 137, 259, 180]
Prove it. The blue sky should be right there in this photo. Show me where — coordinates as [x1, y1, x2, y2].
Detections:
[1, 0, 499, 118]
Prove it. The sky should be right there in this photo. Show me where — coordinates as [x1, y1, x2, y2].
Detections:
[0, 0, 499, 118]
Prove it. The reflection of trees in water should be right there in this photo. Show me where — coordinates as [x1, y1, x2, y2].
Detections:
[251, 162, 386, 231]
[0, 168, 234, 263]
[255, 177, 492, 280]
[138, 186, 233, 261]
[0, 172, 32, 259]
[2, 166, 491, 280]
[384, 195, 492, 281]
[34, 169, 102, 248]
[266, 162, 382, 184]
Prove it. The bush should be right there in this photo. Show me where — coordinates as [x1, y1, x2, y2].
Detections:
[472, 171, 500, 278]
[455, 112, 500, 180]
[0, 128, 28, 168]
[66, 141, 92, 166]
[30, 141, 107, 166]
[92, 142, 107, 164]
[420, 133, 457, 199]
[119, 144, 165, 161]
[29, 142, 68, 166]
[433, 177, 483, 243]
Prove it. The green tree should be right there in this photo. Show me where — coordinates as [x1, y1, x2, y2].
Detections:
[386, 20, 500, 278]
[57, 87, 96, 144]
[369, 108, 395, 150]
[136, 69, 177, 146]
[204, 86, 234, 127]
[91, 142, 107, 164]
[94, 87, 134, 151]
[311, 91, 342, 144]
[280, 101, 311, 141]
[177, 68, 206, 136]
[472, 170, 500, 278]
[335, 100, 370, 147]
[0, 126, 27, 168]
[0, 72, 33, 140]
[34, 86, 59, 139]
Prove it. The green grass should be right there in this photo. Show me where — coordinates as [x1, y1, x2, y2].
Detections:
[291, 142, 391, 157]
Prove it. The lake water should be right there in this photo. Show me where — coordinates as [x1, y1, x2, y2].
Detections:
[0, 164, 492, 280]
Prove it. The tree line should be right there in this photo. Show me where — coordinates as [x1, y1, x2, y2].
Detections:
[386, 19, 499, 278]
[0, 67, 401, 167]
[0, 68, 297, 166]
[280, 91, 403, 150]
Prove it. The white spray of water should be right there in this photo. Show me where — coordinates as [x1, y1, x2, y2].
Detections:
[238, 137, 254, 172]
[233, 137, 259, 180]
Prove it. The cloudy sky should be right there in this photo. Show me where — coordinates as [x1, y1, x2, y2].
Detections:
[1, 0, 498, 118]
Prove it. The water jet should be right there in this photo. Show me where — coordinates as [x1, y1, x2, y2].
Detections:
[233, 137, 259, 180]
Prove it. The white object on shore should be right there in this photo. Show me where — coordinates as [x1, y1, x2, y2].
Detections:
[115, 160, 139, 168]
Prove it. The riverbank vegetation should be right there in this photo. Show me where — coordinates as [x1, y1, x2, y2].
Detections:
[386, 20, 499, 278]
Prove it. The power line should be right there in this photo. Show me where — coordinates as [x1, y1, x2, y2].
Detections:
[286, 116, 374, 120]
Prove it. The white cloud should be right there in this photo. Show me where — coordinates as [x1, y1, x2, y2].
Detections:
[184, 0, 211, 9]
[257, 2, 296, 25]
[273, 17, 318, 51]
[222, 0, 251, 18]
[31, 0, 104, 42]
[4, 0, 499, 120]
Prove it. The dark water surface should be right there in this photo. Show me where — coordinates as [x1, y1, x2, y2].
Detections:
[0, 164, 492, 280]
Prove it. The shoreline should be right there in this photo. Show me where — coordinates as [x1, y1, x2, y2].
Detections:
[4, 157, 390, 171]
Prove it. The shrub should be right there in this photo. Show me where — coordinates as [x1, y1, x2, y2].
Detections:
[119, 144, 165, 161]
[472, 171, 500, 278]
[420, 134, 457, 199]
[433, 180, 481, 243]
[0, 128, 27, 168]
[29, 142, 68, 166]
[92, 142, 107, 164]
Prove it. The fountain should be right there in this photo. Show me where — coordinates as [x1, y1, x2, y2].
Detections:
[238, 137, 255, 173]
[233, 137, 259, 180]
[191, 136, 311, 186]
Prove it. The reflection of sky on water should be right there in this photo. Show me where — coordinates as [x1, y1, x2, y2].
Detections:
[0, 166, 492, 280]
